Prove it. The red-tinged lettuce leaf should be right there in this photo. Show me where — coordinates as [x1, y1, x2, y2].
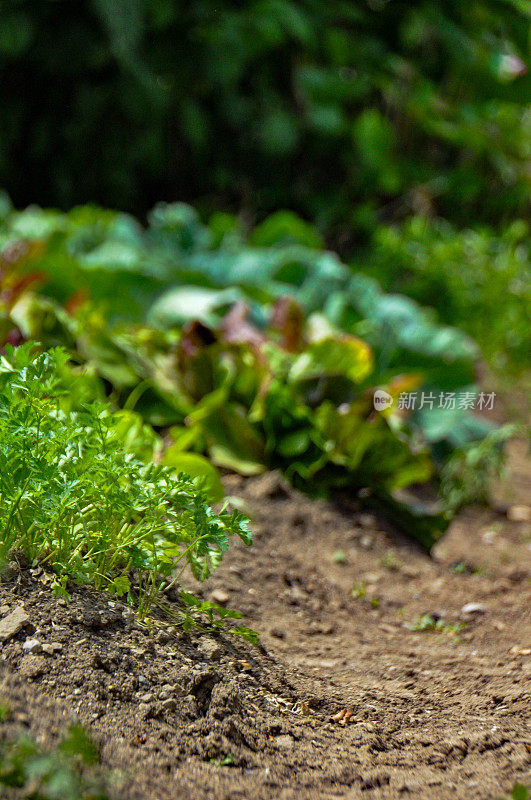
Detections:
[221, 302, 266, 348]
[269, 297, 305, 352]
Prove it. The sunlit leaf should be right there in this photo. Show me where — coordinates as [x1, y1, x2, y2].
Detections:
[161, 448, 225, 502]
[289, 336, 373, 383]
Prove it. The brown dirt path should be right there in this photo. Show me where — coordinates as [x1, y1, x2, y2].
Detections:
[0, 442, 529, 799]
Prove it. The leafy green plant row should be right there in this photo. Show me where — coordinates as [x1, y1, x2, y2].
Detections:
[0, 344, 255, 638]
[0, 201, 514, 548]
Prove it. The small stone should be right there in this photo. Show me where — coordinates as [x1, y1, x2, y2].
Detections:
[19, 655, 45, 680]
[228, 566, 243, 577]
[379, 624, 396, 633]
[360, 535, 373, 550]
[359, 514, 376, 528]
[0, 605, 10, 615]
[161, 698, 176, 711]
[155, 630, 170, 644]
[316, 622, 335, 635]
[139, 692, 154, 703]
[270, 628, 285, 639]
[198, 637, 223, 662]
[461, 603, 486, 615]
[181, 695, 198, 718]
[398, 780, 421, 792]
[0, 605, 29, 642]
[246, 471, 289, 500]
[22, 638, 42, 653]
[210, 589, 229, 605]
[402, 566, 421, 578]
[507, 505, 530, 522]
[275, 734, 294, 748]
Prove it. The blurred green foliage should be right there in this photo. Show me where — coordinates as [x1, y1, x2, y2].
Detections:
[354, 217, 530, 373]
[0, 723, 110, 799]
[0, 0, 529, 237]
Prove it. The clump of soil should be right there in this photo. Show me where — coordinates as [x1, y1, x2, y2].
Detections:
[0, 569, 317, 798]
[0, 440, 529, 799]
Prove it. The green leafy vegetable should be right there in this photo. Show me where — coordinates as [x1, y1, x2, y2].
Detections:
[0, 344, 252, 627]
[161, 449, 225, 503]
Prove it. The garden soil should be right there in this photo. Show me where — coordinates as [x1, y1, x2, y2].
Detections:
[0, 440, 529, 800]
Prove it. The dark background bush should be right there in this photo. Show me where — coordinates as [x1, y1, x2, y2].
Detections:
[1, 0, 529, 245]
